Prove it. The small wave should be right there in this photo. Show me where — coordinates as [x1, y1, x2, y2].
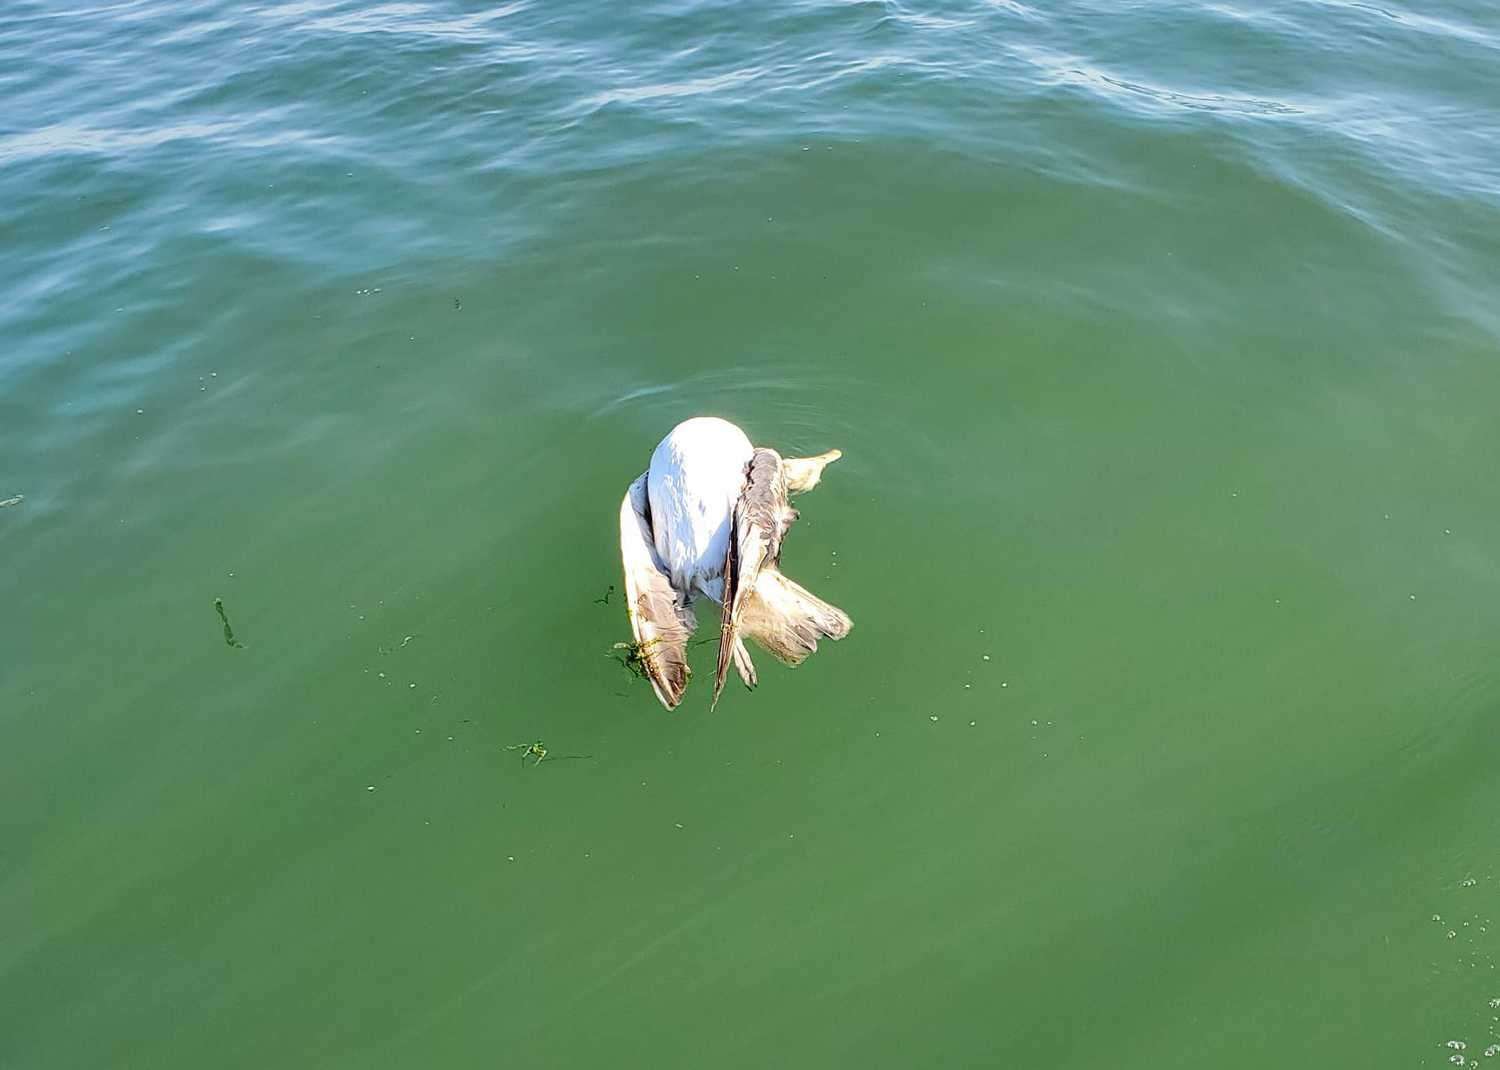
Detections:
[591, 366, 855, 421]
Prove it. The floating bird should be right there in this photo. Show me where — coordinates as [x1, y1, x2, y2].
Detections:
[619, 416, 851, 710]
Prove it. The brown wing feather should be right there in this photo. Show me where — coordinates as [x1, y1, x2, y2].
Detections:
[741, 569, 852, 665]
[712, 449, 792, 710]
[620, 475, 695, 709]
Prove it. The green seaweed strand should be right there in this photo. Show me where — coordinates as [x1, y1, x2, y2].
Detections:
[214, 597, 245, 649]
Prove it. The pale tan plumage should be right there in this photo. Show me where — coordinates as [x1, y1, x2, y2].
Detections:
[618, 418, 849, 711]
[619, 477, 696, 709]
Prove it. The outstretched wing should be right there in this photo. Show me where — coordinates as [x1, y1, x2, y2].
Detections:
[620, 474, 695, 709]
[739, 569, 852, 666]
[713, 449, 792, 709]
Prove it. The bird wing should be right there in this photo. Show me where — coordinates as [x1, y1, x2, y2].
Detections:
[782, 448, 842, 494]
[620, 474, 695, 710]
[712, 449, 791, 709]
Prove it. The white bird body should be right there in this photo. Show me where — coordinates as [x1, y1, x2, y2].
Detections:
[619, 416, 851, 710]
[646, 416, 753, 598]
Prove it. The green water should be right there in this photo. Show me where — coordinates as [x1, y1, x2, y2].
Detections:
[4, 1, 1499, 1066]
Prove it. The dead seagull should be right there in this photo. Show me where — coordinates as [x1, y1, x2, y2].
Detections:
[619, 416, 852, 710]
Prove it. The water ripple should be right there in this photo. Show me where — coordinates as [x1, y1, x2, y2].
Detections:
[3, 0, 1499, 496]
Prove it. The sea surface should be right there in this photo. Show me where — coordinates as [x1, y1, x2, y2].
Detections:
[3, 1, 1499, 1066]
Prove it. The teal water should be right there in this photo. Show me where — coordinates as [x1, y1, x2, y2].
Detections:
[4, 1, 1500, 1066]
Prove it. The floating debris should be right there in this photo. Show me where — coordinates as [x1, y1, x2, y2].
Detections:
[0, 494, 22, 508]
[505, 741, 592, 768]
[213, 598, 245, 649]
[594, 584, 614, 606]
[609, 640, 652, 678]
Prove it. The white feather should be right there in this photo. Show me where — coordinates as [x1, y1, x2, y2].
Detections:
[646, 417, 753, 596]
